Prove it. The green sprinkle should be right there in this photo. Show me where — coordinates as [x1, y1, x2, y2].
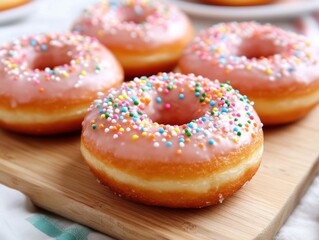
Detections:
[237, 132, 242, 136]
[92, 124, 96, 130]
[185, 129, 192, 137]
[200, 97, 205, 103]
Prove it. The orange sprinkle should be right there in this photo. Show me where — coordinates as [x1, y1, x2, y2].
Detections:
[149, 134, 155, 140]
[38, 87, 44, 93]
[176, 149, 182, 155]
[198, 143, 204, 149]
[99, 124, 104, 129]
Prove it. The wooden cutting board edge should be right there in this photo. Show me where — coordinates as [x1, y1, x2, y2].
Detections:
[257, 157, 319, 240]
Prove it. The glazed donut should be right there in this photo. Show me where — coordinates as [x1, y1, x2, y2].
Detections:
[72, 0, 193, 78]
[178, 22, 319, 125]
[81, 72, 264, 208]
[0, 0, 29, 11]
[199, 0, 276, 6]
[0, 33, 123, 135]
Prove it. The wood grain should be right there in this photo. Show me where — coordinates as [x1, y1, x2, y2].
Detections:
[0, 106, 318, 240]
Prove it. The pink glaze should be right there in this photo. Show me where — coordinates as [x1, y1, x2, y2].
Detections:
[72, 0, 192, 51]
[82, 73, 262, 163]
[0, 33, 123, 107]
[179, 22, 319, 92]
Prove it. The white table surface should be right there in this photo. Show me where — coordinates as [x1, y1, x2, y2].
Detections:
[0, 0, 318, 239]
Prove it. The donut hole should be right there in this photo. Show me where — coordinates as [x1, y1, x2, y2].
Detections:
[237, 37, 281, 59]
[120, 7, 155, 24]
[29, 47, 73, 70]
[146, 91, 207, 126]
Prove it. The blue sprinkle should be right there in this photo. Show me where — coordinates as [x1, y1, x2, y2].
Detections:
[8, 51, 14, 57]
[195, 128, 201, 133]
[179, 138, 185, 143]
[179, 94, 184, 99]
[159, 128, 165, 134]
[163, 75, 168, 81]
[119, 116, 124, 120]
[210, 45, 215, 51]
[30, 39, 37, 46]
[288, 66, 294, 72]
[121, 107, 128, 113]
[201, 117, 207, 122]
[95, 103, 101, 107]
[276, 73, 282, 78]
[219, 56, 226, 65]
[233, 127, 238, 132]
[210, 100, 215, 106]
[156, 97, 162, 103]
[195, 92, 200, 97]
[222, 107, 228, 113]
[40, 44, 48, 52]
[99, 109, 104, 113]
[208, 139, 215, 145]
[187, 123, 193, 128]
[166, 141, 172, 147]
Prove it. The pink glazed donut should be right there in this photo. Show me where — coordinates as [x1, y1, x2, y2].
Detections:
[81, 72, 264, 208]
[0, 33, 123, 135]
[72, 0, 194, 78]
[178, 22, 319, 125]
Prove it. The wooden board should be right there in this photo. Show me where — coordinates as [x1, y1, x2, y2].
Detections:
[0, 106, 318, 240]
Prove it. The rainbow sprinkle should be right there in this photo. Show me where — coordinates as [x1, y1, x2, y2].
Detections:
[182, 22, 316, 82]
[0, 33, 107, 93]
[85, 72, 262, 154]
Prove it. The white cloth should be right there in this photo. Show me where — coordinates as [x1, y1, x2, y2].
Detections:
[0, 0, 318, 239]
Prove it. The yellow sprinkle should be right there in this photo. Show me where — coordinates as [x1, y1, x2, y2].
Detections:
[265, 68, 272, 75]
[217, 92, 222, 97]
[98, 30, 105, 37]
[132, 135, 139, 140]
[100, 114, 105, 119]
[174, 127, 180, 133]
[118, 95, 124, 100]
[11, 64, 17, 69]
[213, 107, 218, 112]
[306, 52, 311, 59]
[142, 132, 147, 137]
[246, 65, 252, 70]
[63, 72, 69, 78]
[233, 137, 238, 143]
[119, 128, 124, 132]
[306, 42, 311, 47]
[81, 70, 87, 76]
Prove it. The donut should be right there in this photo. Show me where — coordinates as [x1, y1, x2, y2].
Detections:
[0, 0, 29, 11]
[72, 0, 194, 78]
[0, 33, 124, 135]
[178, 22, 319, 125]
[81, 72, 264, 208]
[199, 0, 276, 6]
